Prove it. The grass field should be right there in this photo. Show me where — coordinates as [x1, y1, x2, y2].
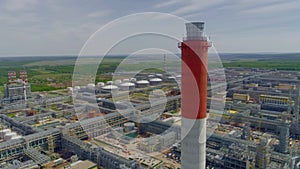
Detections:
[0, 86, 4, 94]
[223, 59, 300, 71]
[0, 56, 125, 92]
[0, 53, 299, 93]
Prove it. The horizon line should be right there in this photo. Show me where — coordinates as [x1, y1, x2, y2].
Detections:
[1, 52, 300, 58]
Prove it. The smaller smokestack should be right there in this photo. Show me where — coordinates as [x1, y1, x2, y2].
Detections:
[22, 80, 27, 103]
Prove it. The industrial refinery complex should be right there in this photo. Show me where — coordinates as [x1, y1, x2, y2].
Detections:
[0, 23, 299, 169]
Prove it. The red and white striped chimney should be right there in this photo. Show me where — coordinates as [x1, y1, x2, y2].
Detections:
[180, 22, 211, 169]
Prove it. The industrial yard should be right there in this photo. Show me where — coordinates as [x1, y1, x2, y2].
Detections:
[0, 64, 299, 169]
[0, 22, 299, 169]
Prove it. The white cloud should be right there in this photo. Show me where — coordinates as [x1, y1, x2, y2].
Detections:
[0, 12, 39, 25]
[0, 0, 299, 55]
[171, 0, 226, 15]
[242, 1, 300, 14]
[2, 0, 39, 12]
[0, 0, 41, 25]
[154, 0, 181, 8]
[88, 10, 112, 18]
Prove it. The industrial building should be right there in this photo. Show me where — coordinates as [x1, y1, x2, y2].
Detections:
[2, 71, 31, 103]
[68, 160, 97, 169]
[4, 84, 31, 101]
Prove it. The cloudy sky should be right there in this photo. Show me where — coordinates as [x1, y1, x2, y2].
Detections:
[0, 0, 300, 56]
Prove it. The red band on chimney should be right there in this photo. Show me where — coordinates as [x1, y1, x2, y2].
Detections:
[181, 40, 209, 120]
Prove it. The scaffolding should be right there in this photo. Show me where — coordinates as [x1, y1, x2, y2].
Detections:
[47, 135, 54, 153]
[0, 128, 60, 163]
[23, 148, 51, 165]
[65, 111, 134, 139]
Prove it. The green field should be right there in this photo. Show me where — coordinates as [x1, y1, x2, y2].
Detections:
[223, 59, 300, 71]
[0, 53, 299, 93]
[221, 53, 300, 70]
[0, 56, 128, 92]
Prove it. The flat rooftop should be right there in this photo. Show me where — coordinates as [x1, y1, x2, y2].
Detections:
[69, 160, 97, 169]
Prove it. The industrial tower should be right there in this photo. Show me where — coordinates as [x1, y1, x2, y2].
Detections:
[180, 22, 211, 169]
[4, 71, 31, 102]
[20, 70, 28, 102]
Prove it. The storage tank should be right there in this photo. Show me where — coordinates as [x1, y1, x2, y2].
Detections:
[136, 80, 150, 88]
[119, 82, 135, 91]
[101, 85, 119, 93]
[87, 83, 95, 90]
[176, 75, 181, 79]
[130, 78, 137, 83]
[149, 78, 162, 85]
[74, 86, 81, 90]
[97, 82, 105, 87]
[114, 79, 122, 85]
[124, 122, 135, 132]
[123, 79, 130, 83]
[96, 98, 103, 103]
[67, 87, 73, 93]
[167, 76, 176, 82]
[106, 81, 113, 85]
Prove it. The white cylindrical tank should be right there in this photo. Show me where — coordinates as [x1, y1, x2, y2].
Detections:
[136, 80, 150, 88]
[74, 86, 81, 90]
[101, 85, 119, 93]
[167, 76, 176, 82]
[124, 122, 135, 132]
[114, 79, 122, 85]
[130, 78, 137, 82]
[149, 78, 162, 85]
[87, 83, 95, 90]
[156, 73, 163, 77]
[123, 79, 130, 83]
[97, 82, 105, 87]
[67, 87, 73, 93]
[119, 82, 135, 91]
[106, 81, 113, 85]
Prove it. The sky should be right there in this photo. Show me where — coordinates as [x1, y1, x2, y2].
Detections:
[0, 0, 300, 56]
